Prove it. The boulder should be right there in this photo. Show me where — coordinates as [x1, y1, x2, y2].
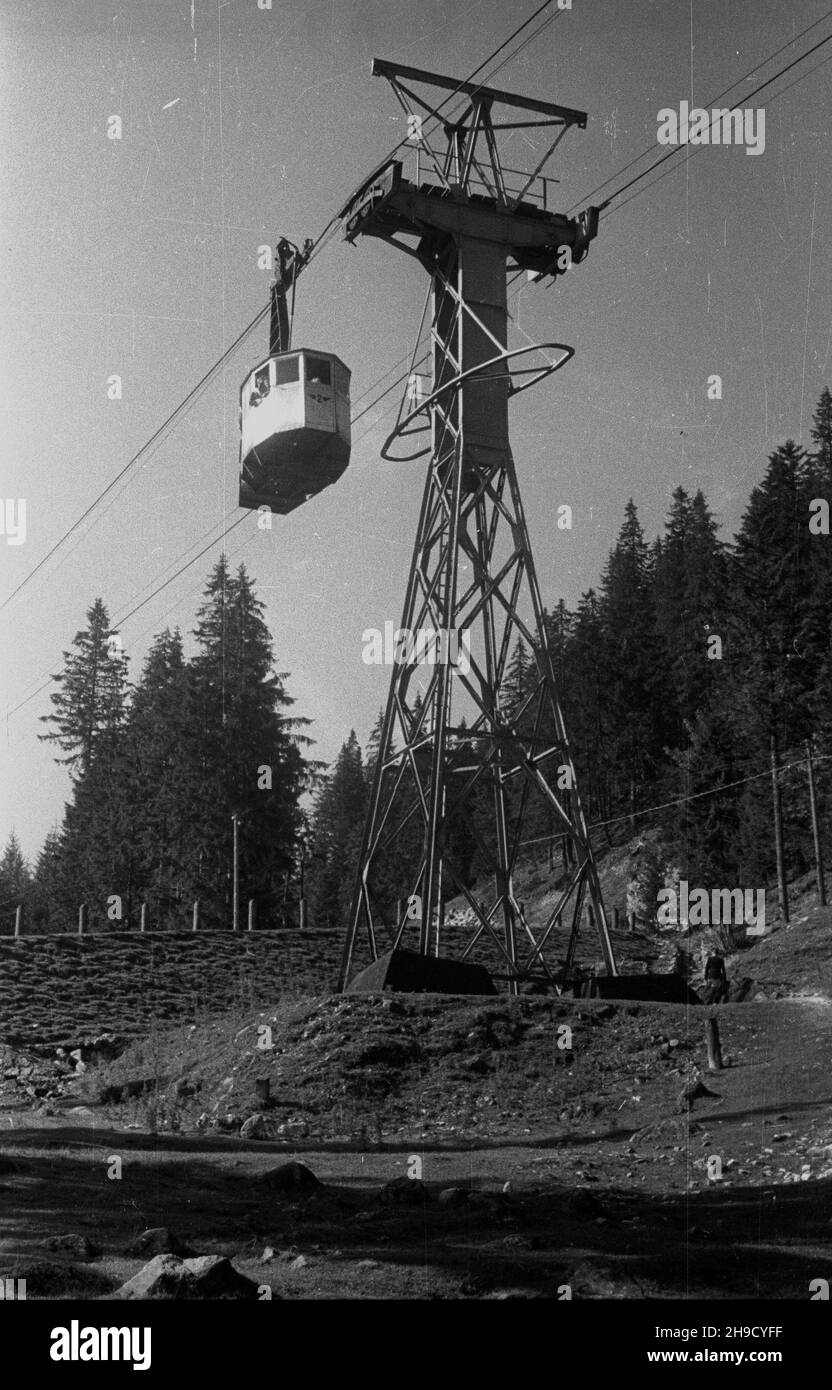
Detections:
[40, 1233, 101, 1261]
[568, 1259, 646, 1300]
[115, 1255, 190, 1300]
[183, 1255, 259, 1299]
[276, 1120, 309, 1138]
[437, 1187, 469, 1208]
[240, 1113, 269, 1140]
[378, 1176, 431, 1207]
[115, 1253, 259, 1300]
[260, 1161, 320, 1195]
[127, 1227, 193, 1258]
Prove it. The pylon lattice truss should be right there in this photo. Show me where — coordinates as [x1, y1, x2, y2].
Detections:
[337, 59, 615, 992]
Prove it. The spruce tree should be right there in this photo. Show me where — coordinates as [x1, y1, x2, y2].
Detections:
[39, 599, 128, 772]
[565, 589, 609, 825]
[183, 559, 306, 926]
[126, 628, 192, 926]
[729, 442, 814, 748]
[38, 600, 131, 927]
[810, 385, 832, 478]
[600, 501, 669, 820]
[28, 828, 68, 933]
[0, 831, 29, 930]
[308, 731, 367, 928]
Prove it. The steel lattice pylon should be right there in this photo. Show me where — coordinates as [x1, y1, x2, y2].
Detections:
[337, 60, 614, 991]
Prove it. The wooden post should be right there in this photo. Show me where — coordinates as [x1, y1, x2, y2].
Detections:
[706, 1016, 724, 1072]
[14, 905, 22, 938]
[231, 814, 240, 932]
[78, 904, 88, 937]
[806, 737, 827, 907]
[247, 899, 256, 932]
[770, 732, 790, 924]
[627, 910, 636, 934]
[192, 899, 200, 932]
[139, 903, 148, 933]
[255, 1078, 270, 1106]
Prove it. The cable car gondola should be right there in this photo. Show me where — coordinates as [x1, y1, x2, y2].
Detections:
[238, 238, 351, 515]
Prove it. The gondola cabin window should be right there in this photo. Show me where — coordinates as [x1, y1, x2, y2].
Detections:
[274, 354, 300, 385]
[250, 365, 271, 404]
[305, 356, 331, 386]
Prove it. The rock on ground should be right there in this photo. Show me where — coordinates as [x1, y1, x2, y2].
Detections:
[126, 1228, 193, 1258]
[40, 1233, 101, 1261]
[115, 1253, 260, 1300]
[240, 1113, 269, 1139]
[438, 1187, 469, 1207]
[259, 1161, 320, 1194]
[379, 1177, 431, 1206]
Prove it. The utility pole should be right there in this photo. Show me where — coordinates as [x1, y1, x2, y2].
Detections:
[770, 731, 789, 924]
[338, 60, 611, 991]
[298, 854, 306, 931]
[806, 736, 827, 907]
[231, 813, 240, 932]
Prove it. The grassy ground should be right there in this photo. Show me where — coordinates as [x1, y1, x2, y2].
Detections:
[2, 992, 831, 1298]
[2, 878, 831, 1299]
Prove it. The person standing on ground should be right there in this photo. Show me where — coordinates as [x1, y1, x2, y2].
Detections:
[703, 950, 729, 1003]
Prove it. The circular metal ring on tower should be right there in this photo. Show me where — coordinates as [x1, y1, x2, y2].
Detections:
[380, 341, 575, 462]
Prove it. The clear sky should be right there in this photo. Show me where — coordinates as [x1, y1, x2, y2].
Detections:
[1, 0, 831, 861]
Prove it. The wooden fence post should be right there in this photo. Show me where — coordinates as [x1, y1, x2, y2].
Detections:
[139, 903, 148, 933]
[192, 899, 200, 932]
[78, 904, 88, 937]
[247, 899, 256, 932]
[706, 1017, 724, 1072]
[14, 905, 22, 938]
